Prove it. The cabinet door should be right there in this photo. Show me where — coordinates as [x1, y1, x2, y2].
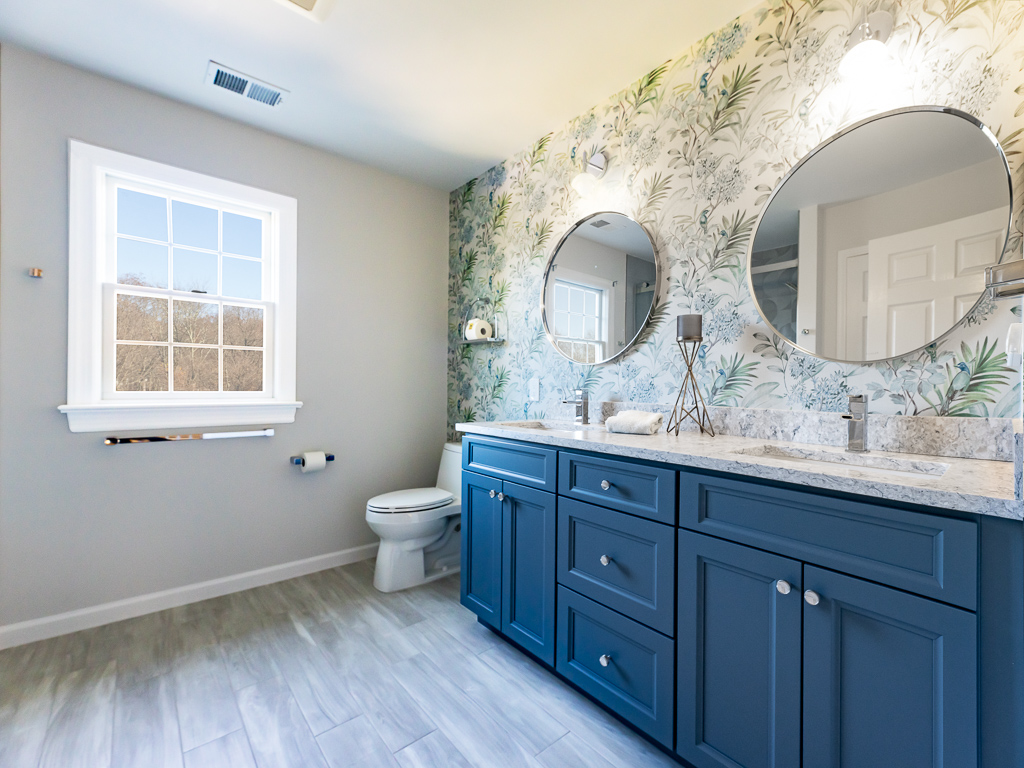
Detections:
[502, 481, 556, 665]
[460, 470, 503, 628]
[803, 565, 977, 768]
[677, 531, 802, 768]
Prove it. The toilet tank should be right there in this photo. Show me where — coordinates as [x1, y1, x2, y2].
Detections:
[436, 442, 463, 498]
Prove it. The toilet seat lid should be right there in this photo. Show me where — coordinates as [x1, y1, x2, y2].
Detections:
[367, 487, 454, 513]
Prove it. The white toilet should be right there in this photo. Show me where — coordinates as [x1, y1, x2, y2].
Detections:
[366, 442, 462, 592]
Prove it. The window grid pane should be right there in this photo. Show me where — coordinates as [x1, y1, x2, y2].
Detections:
[115, 185, 264, 302]
[551, 279, 604, 363]
[115, 290, 265, 394]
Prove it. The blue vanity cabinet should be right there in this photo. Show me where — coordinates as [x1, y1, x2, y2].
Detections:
[460, 470, 503, 628]
[556, 586, 676, 748]
[460, 438, 558, 666]
[557, 497, 676, 635]
[676, 530, 802, 768]
[501, 481, 556, 665]
[802, 565, 977, 768]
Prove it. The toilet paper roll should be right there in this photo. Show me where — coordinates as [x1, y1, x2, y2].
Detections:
[300, 451, 328, 473]
[464, 318, 493, 340]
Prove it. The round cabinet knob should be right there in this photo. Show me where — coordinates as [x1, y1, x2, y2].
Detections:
[804, 590, 821, 606]
[776, 580, 792, 595]
[497, 492, 505, 501]
[600, 555, 612, 566]
[599, 654, 612, 667]
[600, 480, 611, 491]
[488, 490, 496, 498]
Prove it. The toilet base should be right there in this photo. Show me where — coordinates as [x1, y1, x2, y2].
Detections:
[372, 515, 461, 593]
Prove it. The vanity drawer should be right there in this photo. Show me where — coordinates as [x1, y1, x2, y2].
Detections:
[557, 498, 676, 635]
[559, 451, 677, 524]
[556, 586, 675, 747]
[679, 470, 978, 610]
[463, 436, 557, 492]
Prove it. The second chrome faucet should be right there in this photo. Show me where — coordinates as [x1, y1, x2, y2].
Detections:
[841, 394, 868, 453]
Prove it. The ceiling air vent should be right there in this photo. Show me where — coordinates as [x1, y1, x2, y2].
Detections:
[590, 219, 612, 228]
[205, 62, 288, 108]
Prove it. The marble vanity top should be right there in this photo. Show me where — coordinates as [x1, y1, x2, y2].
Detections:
[456, 419, 1022, 520]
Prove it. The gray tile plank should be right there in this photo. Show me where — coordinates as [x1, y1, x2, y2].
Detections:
[314, 570, 409, 636]
[416, 580, 502, 656]
[267, 615, 360, 736]
[307, 622, 435, 752]
[236, 677, 329, 768]
[317, 716, 400, 768]
[401, 620, 567, 755]
[173, 620, 244, 751]
[479, 644, 679, 768]
[537, 732, 617, 768]
[335, 565, 426, 629]
[38, 660, 117, 768]
[0, 671, 57, 768]
[390, 654, 541, 768]
[114, 612, 174, 688]
[394, 730, 473, 768]
[111, 675, 183, 768]
[214, 593, 282, 691]
[183, 730, 256, 768]
[83, 623, 121, 670]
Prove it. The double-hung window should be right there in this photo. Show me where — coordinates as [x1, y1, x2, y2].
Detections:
[552, 279, 606, 363]
[61, 141, 300, 432]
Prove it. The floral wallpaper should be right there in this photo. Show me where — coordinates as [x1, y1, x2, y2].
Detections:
[449, 0, 1024, 436]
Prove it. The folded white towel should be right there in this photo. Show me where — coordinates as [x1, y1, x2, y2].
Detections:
[605, 410, 664, 435]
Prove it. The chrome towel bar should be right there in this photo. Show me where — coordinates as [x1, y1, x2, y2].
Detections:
[104, 428, 275, 445]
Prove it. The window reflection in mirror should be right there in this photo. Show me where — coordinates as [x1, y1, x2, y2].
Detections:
[749, 107, 1011, 363]
[543, 213, 659, 365]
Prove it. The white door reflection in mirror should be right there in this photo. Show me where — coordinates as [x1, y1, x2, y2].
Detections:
[862, 208, 1007, 359]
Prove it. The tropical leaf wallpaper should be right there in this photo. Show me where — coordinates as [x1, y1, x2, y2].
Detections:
[449, 0, 1024, 435]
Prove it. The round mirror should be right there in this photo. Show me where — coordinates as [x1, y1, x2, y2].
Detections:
[748, 106, 1012, 363]
[542, 212, 661, 364]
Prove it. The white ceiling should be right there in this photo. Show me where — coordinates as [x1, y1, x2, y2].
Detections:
[575, 213, 656, 259]
[0, 0, 758, 190]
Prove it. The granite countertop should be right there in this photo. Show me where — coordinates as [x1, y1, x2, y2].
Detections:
[456, 420, 1022, 520]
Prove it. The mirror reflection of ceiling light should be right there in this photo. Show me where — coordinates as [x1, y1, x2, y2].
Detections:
[839, 8, 894, 78]
[572, 151, 608, 195]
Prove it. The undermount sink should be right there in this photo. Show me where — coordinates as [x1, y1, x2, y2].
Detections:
[497, 420, 604, 432]
[732, 444, 950, 478]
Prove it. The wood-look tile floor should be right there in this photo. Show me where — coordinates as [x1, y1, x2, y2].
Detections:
[0, 560, 678, 768]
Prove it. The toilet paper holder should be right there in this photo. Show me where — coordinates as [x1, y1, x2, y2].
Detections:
[290, 453, 335, 467]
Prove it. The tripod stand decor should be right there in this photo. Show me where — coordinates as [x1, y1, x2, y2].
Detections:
[666, 314, 715, 437]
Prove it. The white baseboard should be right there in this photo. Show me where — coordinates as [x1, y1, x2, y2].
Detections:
[0, 542, 379, 651]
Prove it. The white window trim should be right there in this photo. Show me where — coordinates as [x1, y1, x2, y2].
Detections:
[60, 140, 301, 433]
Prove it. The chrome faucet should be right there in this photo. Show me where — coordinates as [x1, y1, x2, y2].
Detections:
[562, 389, 590, 425]
[841, 394, 868, 453]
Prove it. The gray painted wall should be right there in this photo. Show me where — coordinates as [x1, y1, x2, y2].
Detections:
[0, 45, 449, 627]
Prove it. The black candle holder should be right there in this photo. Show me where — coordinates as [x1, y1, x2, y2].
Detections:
[666, 335, 715, 437]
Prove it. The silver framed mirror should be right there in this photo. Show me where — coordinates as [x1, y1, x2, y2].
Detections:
[748, 105, 1013, 364]
[541, 212, 661, 365]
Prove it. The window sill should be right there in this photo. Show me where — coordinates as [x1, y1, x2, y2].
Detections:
[58, 401, 303, 433]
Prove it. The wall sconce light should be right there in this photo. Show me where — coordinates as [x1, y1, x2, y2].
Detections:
[839, 8, 894, 78]
[571, 151, 608, 196]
